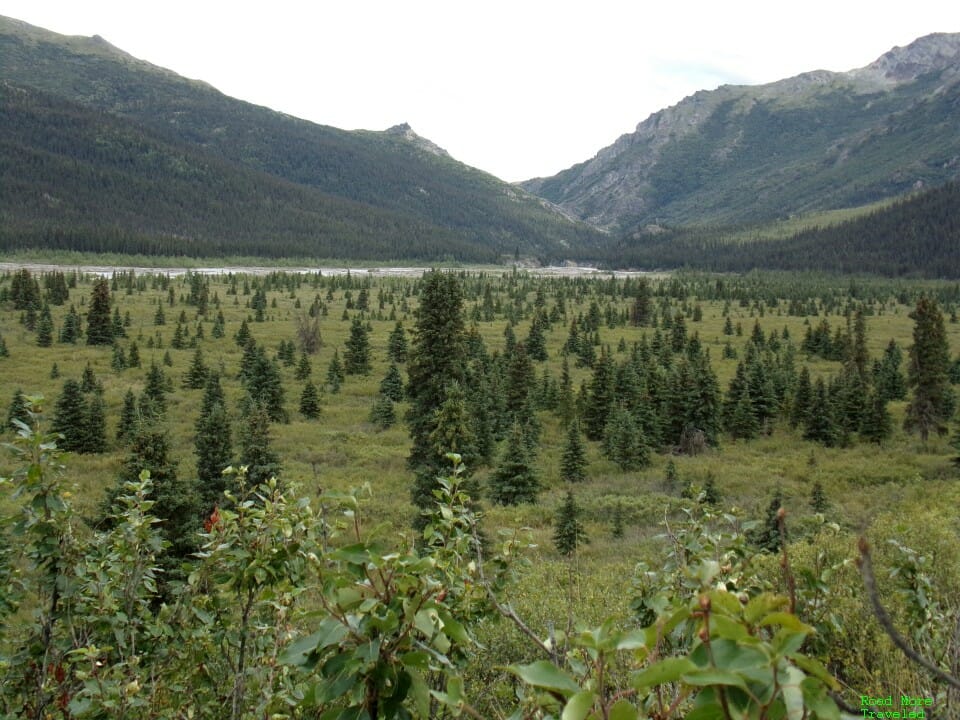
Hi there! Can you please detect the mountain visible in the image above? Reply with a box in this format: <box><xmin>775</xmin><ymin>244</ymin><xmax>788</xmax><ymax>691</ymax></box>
<box><xmin>520</xmin><ymin>33</ymin><xmax>960</xmax><ymax>234</ymax></box>
<box><xmin>588</xmin><ymin>182</ymin><xmax>960</xmax><ymax>278</ymax></box>
<box><xmin>0</xmin><ymin>15</ymin><xmax>600</xmax><ymax>261</ymax></box>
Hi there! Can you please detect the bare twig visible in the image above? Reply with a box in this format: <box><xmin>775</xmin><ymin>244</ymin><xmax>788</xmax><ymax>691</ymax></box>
<box><xmin>857</xmin><ymin>537</ymin><xmax>960</xmax><ymax>691</ymax></box>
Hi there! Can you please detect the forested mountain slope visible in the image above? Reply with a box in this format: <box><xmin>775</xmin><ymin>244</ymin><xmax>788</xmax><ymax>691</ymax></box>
<box><xmin>0</xmin><ymin>15</ymin><xmax>601</xmax><ymax>261</ymax></box>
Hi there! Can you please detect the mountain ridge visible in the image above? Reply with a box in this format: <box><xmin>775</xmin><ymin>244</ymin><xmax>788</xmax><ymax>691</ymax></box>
<box><xmin>520</xmin><ymin>32</ymin><xmax>960</xmax><ymax>232</ymax></box>
<box><xmin>0</xmin><ymin>14</ymin><xmax>601</xmax><ymax>261</ymax></box>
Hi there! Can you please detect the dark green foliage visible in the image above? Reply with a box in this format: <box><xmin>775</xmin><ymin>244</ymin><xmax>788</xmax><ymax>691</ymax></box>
<box><xmin>611</xmin><ymin>500</ymin><xmax>625</xmax><ymax>539</ymax></box>
<box><xmin>239</xmin><ymin>402</ymin><xmax>281</xmax><ymax>487</ymax></box>
<box><xmin>386</xmin><ymin>321</ymin><xmax>408</xmax><ymax>363</ymax></box>
<box><xmin>195</xmin><ymin>375</ymin><xmax>232</xmax><ymax>508</ymax></box>
<box><xmin>234</xmin><ymin>318</ymin><xmax>251</xmax><ymax>347</ymax></box>
<box><xmin>630</xmin><ymin>280</ymin><xmax>652</xmax><ymax>326</ymax></box>
<box><xmin>701</xmin><ymin>473</ymin><xmax>720</xmax><ymax>506</ymax></box>
<box><xmin>751</xmin><ymin>490</ymin><xmax>784</xmax><ymax>553</ymax></box>
<box><xmin>803</xmin><ymin>378</ymin><xmax>841</xmax><ymax>447</ymax></box>
<box><xmin>379</xmin><ymin>363</ymin><xmax>405</xmax><ymax>402</ymax></box>
<box><xmin>560</xmin><ymin>420</ymin><xmax>588</xmax><ymax>483</ymax></box>
<box><xmin>326</xmin><ymin>349</ymin><xmax>344</xmax><ymax>393</ymax></box>
<box><xmin>6</xmin><ymin>389</ymin><xmax>28</xmax><ymax>432</ymax></box>
<box><xmin>48</xmin><ymin>361</ymin><xmax>58</xmax><ymax>378</ymax></box>
<box><xmin>110</xmin><ymin>342</ymin><xmax>127</xmax><ymax>372</ymax></box>
<box><xmin>294</xmin><ymin>351</ymin><xmax>312</xmax><ymax>381</ymax></box>
<box><xmin>904</xmin><ymin>296</ymin><xmax>956</xmax><ymax>441</ymax></box>
<box><xmin>85</xmin><ymin>277</ymin><xmax>114</xmax><ymax>345</ymax></box>
<box><xmin>142</xmin><ymin>361</ymin><xmax>169</xmax><ymax>416</ymax></box>
<box><xmin>428</xmin><ymin>382</ymin><xmax>479</xmax><ymax>475</ymax></box>
<box><xmin>182</xmin><ymin>346</ymin><xmax>209</xmax><ymax>389</ymax></box>
<box><xmin>117</xmin><ymin>389</ymin><xmax>137</xmax><ymax>443</ymax></box>
<box><xmin>583</xmin><ymin>349</ymin><xmax>616</xmax><ymax>441</ymax></box>
<box><xmin>51</xmin><ymin>378</ymin><xmax>87</xmax><ymax>452</ymax></box>
<box><xmin>299</xmin><ymin>381</ymin><xmax>321</xmax><ymax>420</ymax></box>
<box><xmin>239</xmin><ymin>345</ymin><xmax>288</xmax><ymax>423</ymax></box>
<box><xmin>875</xmin><ymin>340</ymin><xmax>907</xmax><ymax>401</ymax></box>
<box><xmin>603</xmin><ymin>405</ymin><xmax>650</xmax><ymax>471</ymax></box>
<box><xmin>663</xmin><ymin>459</ymin><xmax>679</xmax><ymax>492</ymax></box>
<box><xmin>860</xmin><ymin>388</ymin><xmax>893</xmax><ymax>444</ymax></box>
<box><xmin>127</xmin><ymin>340</ymin><xmax>141</xmax><ymax>368</ymax></box>
<box><xmin>489</xmin><ymin>423</ymin><xmax>540</xmax><ymax>506</ymax></box>
<box><xmin>407</xmin><ymin>272</ymin><xmax>467</xmax><ymax>512</ymax></box>
<box><xmin>810</xmin><ymin>481</ymin><xmax>828</xmax><ymax>513</ymax></box>
<box><xmin>525</xmin><ymin>311</ymin><xmax>549</xmax><ymax>362</ymax></box>
<box><xmin>35</xmin><ymin>303</ymin><xmax>53</xmax><ymax>346</ymax></box>
<box><xmin>368</xmin><ymin>395</ymin><xmax>396</xmax><ymax>430</ymax></box>
<box><xmin>10</xmin><ymin>268</ymin><xmax>41</xmax><ymax>311</ymax></box>
<box><xmin>81</xmin><ymin>392</ymin><xmax>107</xmax><ymax>454</ymax></box>
<box><xmin>790</xmin><ymin>366</ymin><xmax>813</xmax><ymax>429</ymax></box>
<box><xmin>80</xmin><ymin>362</ymin><xmax>98</xmax><ymax>393</ymax></box>
<box><xmin>553</xmin><ymin>489</ymin><xmax>587</xmax><ymax>557</ymax></box>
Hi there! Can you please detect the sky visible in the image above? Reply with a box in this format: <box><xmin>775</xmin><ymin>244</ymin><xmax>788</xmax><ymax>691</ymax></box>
<box><xmin>2</xmin><ymin>1</ymin><xmax>959</xmax><ymax>182</ymax></box>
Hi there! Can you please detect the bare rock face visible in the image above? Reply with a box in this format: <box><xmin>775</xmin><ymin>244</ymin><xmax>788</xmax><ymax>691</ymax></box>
<box><xmin>855</xmin><ymin>33</ymin><xmax>960</xmax><ymax>82</ymax></box>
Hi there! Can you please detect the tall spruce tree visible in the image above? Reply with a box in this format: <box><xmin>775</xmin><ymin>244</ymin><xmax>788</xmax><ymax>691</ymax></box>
<box><xmin>51</xmin><ymin>379</ymin><xmax>87</xmax><ymax>452</ymax></box>
<box><xmin>603</xmin><ymin>405</ymin><xmax>650</xmax><ymax>471</ymax></box>
<box><xmin>299</xmin><ymin>381</ymin><xmax>322</xmax><ymax>419</ymax></box>
<box><xmin>117</xmin><ymin>389</ymin><xmax>138</xmax><ymax>443</ymax></box>
<box><xmin>239</xmin><ymin>402</ymin><xmax>281</xmax><ymax>487</ymax></box>
<box><xmin>560</xmin><ymin>420</ymin><xmax>588</xmax><ymax>483</ymax></box>
<box><xmin>7</xmin><ymin>389</ymin><xmax>28</xmax><ymax>433</ymax></box>
<box><xmin>489</xmin><ymin>422</ymin><xmax>540</xmax><ymax>506</ymax></box>
<box><xmin>344</xmin><ymin>317</ymin><xmax>372</xmax><ymax>375</ymax></box>
<box><xmin>554</xmin><ymin>489</ymin><xmax>588</xmax><ymax>557</ymax></box>
<box><xmin>386</xmin><ymin>321</ymin><xmax>408</xmax><ymax>363</ymax></box>
<box><xmin>379</xmin><ymin>363</ymin><xmax>405</xmax><ymax>402</ymax></box>
<box><xmin>860</xmin><ymin>388</ymin><xmax>893</xmax><ymax>444</ymax></box>
<box><xmin>904</xmin><ymin>297</ymin><xmax>955</xmax><ymax>441</ymax></box>
<box><xmin>407</xmin><ymin>271</ymin><xmax>467</xmax><ymax>514</ymax></box>
<box><xmin>82</xmin><ymin>392</ymin><xmax>108</xmax><ymax>454</ymax></box>
<box><xmin>803</xmin><ymin>378</ymin><xmax>841</xmax><ymax>447</ymax></box>
<box><xmin>195</xmin><ymin>375</ymin><xmax>232</xmax><ymax>510</ymax></box>
<box><xmin>182</xmin><ymin>346</ymin><xmax>209</xmax><ymax>389</ymax></box>
<box><xmin>86</xmin><ymin>277</ymin><xmax>114</xmax><ymax>345</ymax></box>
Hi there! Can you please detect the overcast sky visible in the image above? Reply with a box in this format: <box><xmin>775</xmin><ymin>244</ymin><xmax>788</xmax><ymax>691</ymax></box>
<box><xmin>2</xmin><ymin>1</ymin><xmax>958</xmax><ymax>181</ymax></box>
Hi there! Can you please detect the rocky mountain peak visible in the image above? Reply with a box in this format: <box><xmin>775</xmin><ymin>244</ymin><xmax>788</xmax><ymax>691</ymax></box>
<box><xmin>385</xmin><ymin>123</ymin><xmax>449</xmax><ymax>158</ymax></box>
<box><xmin>855</xmin><ymin>32</ymin><xmax>960</xmax><ymax>82</ymax></box>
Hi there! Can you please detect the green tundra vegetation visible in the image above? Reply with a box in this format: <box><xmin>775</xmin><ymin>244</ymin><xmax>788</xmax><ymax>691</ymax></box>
<box><xmin>1</xmin><ymin>265</ymin><xmax>959</xmax><ymax>718</ymax></box>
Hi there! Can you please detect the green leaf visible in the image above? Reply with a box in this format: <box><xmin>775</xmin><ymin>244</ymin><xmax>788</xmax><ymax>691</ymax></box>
<box><xmin>608</xmin><ymin>699</ymin><xmax>639</xmax><ymax>720</ymax></box>
<box><xmin>780</xmin><ymin>665</ymin><xmax>805</xmax><ymax>720</ymax></box>
<box><xmin>788</xmin><ymin>653</ymin><xmax>840</xmax><ymax>691</ymax></box>
<box><xmin>615</xmin><ymin>628</ymin><xmax>648</xmax><ymax>651</ymax></box>
<box><xmin>561</xmin><ymin>690</ymin><xmax>597</xmax><ymax>720</ymax></box>
<box><xmin>710</xmin><ymin>615</ymin><xmax>751</xmax><ymax>642</ymax></box>
<box><xmin>682</xmin><ymin>669</ymin><xmax>748</xmax><ymax>689</ymax></box>
<box><xmin>507</xmin><ymin>660</ymin><xmax>580</xmax><ymax>696</ymax></box>
<box><xmin>706</xmin><ymin>589</ymin><xmax>742</xmax><ymax>617</ymax></box>
<box><xmin>744</xmin><ymin>593</ymin><xmax>788</xmax><ymax>624</ymax></box>
<box><xmin>279</xmin><ymin>619</ymin><xmax>349</xmax><ymax>666</ymax></box>
<box><xmin>632</xmin><ymin>657</ymin><xmax>697</xmax><ymax>690</ymax></box>
<box><xmin>758</xmin><ymin>612</ymin><xmax>810</xmax><ymax>632</ymax></box>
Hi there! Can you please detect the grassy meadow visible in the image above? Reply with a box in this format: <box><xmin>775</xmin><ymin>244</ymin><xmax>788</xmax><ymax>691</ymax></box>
<box><xmin>1</xmin><ymin>265</ymin><xmax>959</xmax><ymax>710</ymax></box>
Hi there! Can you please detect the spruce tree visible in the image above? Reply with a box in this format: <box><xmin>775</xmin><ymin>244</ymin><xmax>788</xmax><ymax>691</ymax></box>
<box><xmin>86</xmin><ymin>277</ymin><xmax>114</xmax><ymax>345</ymax></box>
<box><xmin>428</xmin><ymin>382</ymin><xmax>479</xmax><ymax>475</ymax></box>
<box><xmin>386</xmin><ymin>321</ymin><xmax>408</xmax><ymax>363</ymax></box>
<box><xmin>0</xmin><ymin>334</ymin><xmax>8</xmax><ymax>358</ymax></box>
<box><xmin>407</xmin><ymin>271</ymin><xmax>467</xmax><ymax>514</ymax></box>
<box><xmin>803</xmin><ymin>378</ymin><xmax>840</xmax><ymax>447</ymax></box>
<box><xmin>369</xmin><ymin>395</ymin><xmax>397</xmax><ymax>430</ymax></box>
<box><xmin>111</xmin><ymin>343</ymin><xmax>128</xmax><ymax>372</ymax></box>
<box><xmin>904</xmin><ymin>296</ymin><xmax>955</xmax><ymax>441</ymax></box>
<box><xmin>81</xmin><ymin>392</ymin><xmax>108</xmax><ymax>454</ymax></box>
<box><xmin>379</xmin><ymin>363</ymin><xmax>405</xmax><ymax>402</ymax></box>
<box><xmin>876</xmin><ymin>340</ymin><xmax>906</xmax><ymax>401</ymax></box>
<box><xmin>751</xmin><ymin>490</ymin><xmax>784</xmax><ymax>552</ymax></box>
<box><xmin>809</xmin><ymin>481</ymin><xmax>828</xmax><ymax>513</ymax></box>
<box><xmin>299</xmin><ymin>381</ymin><xmax>322</xmax><ymax>419</ymax></box>
<box><xmin>81</xmin><ymin>362</ymin><xmax>98</xmax><ymax>393</ymax></box>
<box><xmin>7</xmin><ymin>389</ymin><xmax>28</xmax><ymax>433</ymax></box>
<box><xmin>603</xmin><ymin>405</ymin><xmax>650</xmax><ymax>471</ymax></box>
<box><xmin>611</xmin><ymin>500</ymin><xmax>625</xmax><ymax>539</ymax></box>
<box><xmin>553</xmin><ymin>489</ymin><xmax>587</xmax><ymax>557</ymax></box>
<box><xmin>239</xmin><ymin>402</ymin><xmax>281</xmax><ymax>487</ymax></box>
<box><xmin>142</xmin><ymin>361</ymin><xmax>169</xmax><ymax>416</ymax></box>
<box><xmin>560</xmin><ymin>420</ymin><xmax>588</xmax><ymax>483</ymax></box>
<box><xmin>860</xmin><ymin>388</ymin><xmax>893</xmax><ymax>444</ymax></box>
<box><xmin>182</xmin><ymin>346</ymin><xmax>209</xmax><ymax>389</ymax></box>
<box><xmin>195</xmin><ymin>375</ymin><xmax>232</xmax><ymax>499</ymax></box>
<box><xmin>327</xmin><ymin>349</ymin><xmax>345</xmax><ymax>393</ymax></box>
<box><xmin>344</xmin><ymin>317</ymin><xmax>372</xmax><ymax>375</ymax></box>
<box><xmin>117</xmin><ymin>389</ymin><xmax>138</xmax><ymax>443</ymax></box>
<box><xmin>489</xmin><ymin>422</ymin><xmax>540</xmax><ymax>506</ymax></box>
<box><xmin>36</xmin><ymin>303</ymin><xmax>53</xmax><ymax>347</ymax></box>
<box><xmin>701</xmin><ymin>473</ymin><xmax>720</xmax><ymax>506</ymax></box>
<box><xmin>790</xmin><ymin>366</ymin><xmax>813</xmax><ymax>429</ymax></box>
<box><xmin>583</xmin><ymin>349</ymin><xmax>616</xmax><ymax>441</ymax></box>
<box><xmin>294</xmin><ymin>351</ymin><xmax>312</xmax><ymax>381</ymax></box>
<box><xmin>51</xmin><ymin>379</ymin><xmax>87</xmax><ymax>452</ymax></box>
<box><xmin>240</xmin><ymin>345</ymin><xmax>288</xmax><ymax>423</ymax></box>
<box><xmin>127</xmin><ymin>341</ymin><xmax>141</xmax><ymax>368</ymax></box>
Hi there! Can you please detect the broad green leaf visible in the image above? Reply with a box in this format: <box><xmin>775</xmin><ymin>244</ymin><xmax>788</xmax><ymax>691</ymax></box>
<box><xmin>507</xmin><ymin>660</ymin><xmax>580</xmax><ymax>696</ymax></box>
<box><xmin>707</xmin><ymin>589</ymin><xmax>742</xmax><ymax>617</ymax></box>
<box><xmin>788</xmin><ymin>653</ymin><xmax>840</xmax><ymax>691</ymax></box>
<box><xmin>562</xmin><ymin>690</ymin><xmax>597</xmax><ymax>720</ymax></box>
<box><xmin>682</xmin><ymin>668</ymin><xmax>748</xmax><ymax>689</ymax></box>
<box><xmin>710</xmin><ymin>615</ymin><xmax>751</xmax><ymax>642</ymax></box>
<box><xmin>608</xmin><ymin>699</ymin><xmax>639</xmax><ymax>720</ymax></box>
<box><xmin>758</xmin><ymin>612</ymin><xmax>810</xmax><ymax>632</ymax></box>
<box><xmin>279</xmin><ymin>619</ymin><xmax>350</xmax><ymax>666</ymax></box>
<box><xmin>615</xmin><ymin>628</ymin><xmax>648</xmax><ymax>651</ymax></box>
<box><xmin>632</xmin><ymin>657</ymin><xmax>697</xmax><ymax>690</ymax></box>
<box><xmin>744</xmin><ymin>593</ymin><xmax>788</xmax><ymax>624</ymax></box>
<box><xmin>772</xmin><ymin>629</ymin><xmax>807</xmax><ymax>656</ymax></box>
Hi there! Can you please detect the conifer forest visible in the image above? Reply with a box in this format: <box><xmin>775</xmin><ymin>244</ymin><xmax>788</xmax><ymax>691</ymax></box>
<box><xmin>1</xmin><ymin>266</ymin><xmax>960</xmax><ymax>719</ymax></box>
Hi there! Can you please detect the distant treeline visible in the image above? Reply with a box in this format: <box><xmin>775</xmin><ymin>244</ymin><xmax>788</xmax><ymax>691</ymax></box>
<box><xmin>589</xmin><ymin>182</ymin><xmax>960</xmax><ymax>278</ymax></box>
